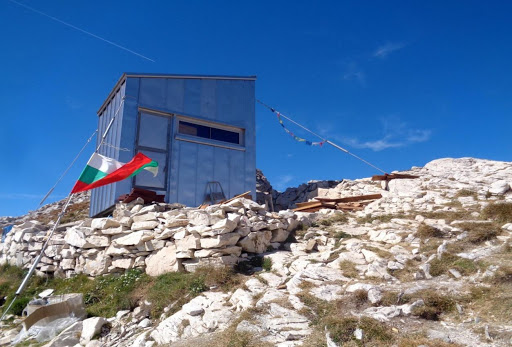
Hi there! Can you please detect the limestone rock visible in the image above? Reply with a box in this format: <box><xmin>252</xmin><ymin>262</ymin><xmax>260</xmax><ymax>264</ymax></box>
<box><xmin>81</xmin><ymin>317</ymin><xmax>107</xmax><ymax>344</ymax></box>
<box><xmin>114</xmin><ymin>231</ymin><xmax>154</xmax><ymax>246</ymax></box>
<box><xmin>200</xmin><ymin>232</ymin><xmax>240</xmax><ymax>249</ymax></box>
<box><xmin>131</xmin><ymin>220</ymin><xmax>160</xmax><ymax>231</ymax></box>
<box><xmin>237</xmin><ymin>230</ymin><xmax>272</xmax><ymax>253</ymax></box>
<box><xmin>91</xmin><ymin>218</ymin><xmax>120</xmax><ymax>230</ymax></box>
<box><xmin>145</xmin><ymin>245</ymin><xmax>181</xmax><ymax>276</ymax></box>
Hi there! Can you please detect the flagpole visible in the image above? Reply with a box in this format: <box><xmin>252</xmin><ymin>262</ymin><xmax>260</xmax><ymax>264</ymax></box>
<box><xmin>1</xmin><ymin>99</ymin><xmax>129</xmax><ymax>320</ymax></box>
<box><xmin>1</xmin><ymin>194</ymin><xmax>74</xmax><ymax>320</ymax></box>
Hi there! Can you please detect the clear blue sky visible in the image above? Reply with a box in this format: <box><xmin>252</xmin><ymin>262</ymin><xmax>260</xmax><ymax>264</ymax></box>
<box><xmin>1</xmin><ymin>1</ymin><xmax>511</xmax><ymax>217</ymax></box>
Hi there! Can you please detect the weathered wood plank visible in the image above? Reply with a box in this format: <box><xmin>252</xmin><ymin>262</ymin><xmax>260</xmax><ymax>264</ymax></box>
<box><xmin>371</xmin><ymin>174</ymin><xmax>419</xmax><ymax>181</ymax></box>
<box><xmin>314</xmin><ymin>193</ymin><xmax>382</xmax><ymax>203</ymax></box>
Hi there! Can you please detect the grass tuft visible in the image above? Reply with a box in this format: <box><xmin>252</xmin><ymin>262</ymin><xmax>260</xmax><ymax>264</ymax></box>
<box><xmin>262</xmin><ymin>257</ymin><xmax>273</xmax><ymax>272</ymax></box>
<box><xmin>411</xmin><ymin>289</ymin><xmax>455</xmax><ymax>321</ymax></box>
<box><xmin>481</xmin><ymin>202</ymin><xmax>512</xmax><ymax>223</ymax></box>
<box><xmin>356</xmin><ymin>213</ymin><xmax>407</xmax><ymax>224</ymax></box>
<box><xmin>416</xmin><ymin>224</ymin><xmax>444</xmax><ymax>239</ymax></box>
<box><xmin>320</xmin><ymin>214</ymin><xmax>349</xmax><ymax>226</ymax></box>
<box><xmin>339</xmin><ymin>260</ymin><xmax>358</xmax><ymax>278</ymax></box>
<box><xmin>429</xmin><ymin>253</ymin><xmax>482</xmax><ymax>277</ymax></box>
<box><xmin>455</xmin><ymin>189</ymin><xmax>478</xmax><ymax>199</ymax></box>
<box><xmin>457</xmin><ymin>222</ymin><xmax>501</xmax><ymax>243</ymax></box>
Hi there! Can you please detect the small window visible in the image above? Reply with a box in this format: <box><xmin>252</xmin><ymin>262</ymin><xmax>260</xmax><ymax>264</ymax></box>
<box><xmin>178</xmin><ymin>120</ymin><xmax>242</xmax><ymax>145</ymax></box>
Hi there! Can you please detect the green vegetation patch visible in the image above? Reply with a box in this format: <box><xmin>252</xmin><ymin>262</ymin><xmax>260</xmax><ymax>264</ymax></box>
<box><xmin>457</xmin><ymin>222</ymin><xmax>501</xmax><ymax>243</ymax></box>
<box><xmin>325</xmin><ymin>316</ymin><xmax>393</xmax><ymax>345</ymax></box>
<box><xmin>410</xmin><ymin>289</ymin><xmax>455</xmax><ymax>321</ymax></box>
<box><xmin>0</xmin><ymin>264</ymin><xmax>243</xmax><ymax>319</ymax></box>
<box><xmin>429</xmin><ymin>253</ymin><xmax>483</xmax><ymax>277</ymax></box>
<box><xmin>262</xmin><ymin>257</ymin><xmax>273</xmax><ymax>272</ymax></box>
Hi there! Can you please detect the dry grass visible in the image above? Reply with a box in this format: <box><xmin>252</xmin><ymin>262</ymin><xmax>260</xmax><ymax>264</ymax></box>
<box><xmin>34</xmin><ymin>200</ymin><xmax>90</xmax><ymax>225</ymax></box>
<box><xmin>352</xmin><ymin>289</ymin><xmax>369</xmax><ymax>305</ymax></box>
<box><xmin>320</xmin><ymin>213</ymin><xmax>349</xmax><ymax>226</ymax></box>
<box><xmin>465</xmin><ymin>283</ymin><xmax>512</xmax><ymax>323</ymax></box>
<box><xmin>388</xmin><ymin>258</ymin><xmax>421</xmax><ymax>282</ymax></box>
<box><xmin>410</xmin><ymin>289</ymin><xmax>455</xmax><ymax>321</ymax></box>
<box><xmin>339</xmin><ymin>260</ymin><xmax>359</xmax><ymax>278</ymax></box>
<box><xmin>356</xmin><ymin>213</ymin><xmax>408</xmax><ymax>224</ymax></box>
<box><xmin>481</xmin><ymin>202</ymin><xmax>512</xmax><ymax>223</ymax></box>
<box><xmin>429</xmin><ymin>253</ymin><xmax>482</xmax><ymax>277</ymax></box>
<box><xmin>455</xmin><ymin>189</ymin><xmax>478</xmax><ymax>199</ymax></box>
<box><xmin>417</xmin><ymin>210</ymin><xmax>477</xmax><ymax>223</ymax></box>
<box><xmin>379</xmin><ymin>291</ymin><xmax>411</xmax><ymax>306</ymax></box>
<box><xmin>416</xmin><ymin>223</ymin><xmax>444</xmax><ymax>239</ymax></box>
<box><xmin>399</xmin><ymin>334</ymin><xmax>463</xmax><ymax>347</ymax></box>
<box><xmin>365</xmin><ymin>246</ymin><xmax>391</xmax><ymax>259</ymax></box>
<box><xmin>456</xmin><ymin>222</ymin><xmax>501</xmax><ymax>244</ymax></box>
<box><xmin>325</xmin><ymin>316</ymin><xmax>394</xmax><ymax>345</ymax></box>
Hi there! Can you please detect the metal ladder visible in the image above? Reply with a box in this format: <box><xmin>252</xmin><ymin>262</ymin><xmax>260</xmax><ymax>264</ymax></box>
<box><xmin>203</xmin><ymin>181</ymin><xmax>226</xmax><ymax>205</ymax></box>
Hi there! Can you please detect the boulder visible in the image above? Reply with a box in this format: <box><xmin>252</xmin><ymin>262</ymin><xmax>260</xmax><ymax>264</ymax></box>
<box><xmin>91</xmin><ymin>218</ymin><xmax>120</xmax><ymax>230</ymax></box>
<box><xmin>175</xmin><ymin>234</ymin><xmax>201</xmax><ymax>251</ymax></box>
<box><xmin>489</xmin><ymin>180</ymin><xmax>510</xmax><ymax>195</ymax></box>
<box><xmin>112</xmin><ymin>257</ymin><xmax>134</xmax><ymax>269</ymax></box>
<box><xmin>270</xmin><ymin>229</ymin><xmax>289</xmax><ymax>243</ymax></box>
<box><xmin>64</xmin><ymin>228</ymin><xmax>93</xmax><ymax>248</ymax></box>
<box><xmin>200</xmin><ymin>232</ymin><xmax>240</xmax><ymax>249</ymax></box>
<box><xmin>131</xmin><ymin>220</ymin><xmax>160</xmax><ymax>231</ymax></box>
<box><xmin>85</xmin><ymin>235</ymin><xmax>110</xmax><ymax>248</ymax></box>
<box><xmin>84</xmin><ymin>251</ymin><xmax>111</xmax><ymax>276</ymax></box>
<box><xmin>145</xmin><ymin>245</ymin><xmax>181</xmax><ymax>276</ymax></box>
<box><xmin>113</xmin><ymin>231</ymin><xmax>154</xmax><ymax>246</ymax></box>
<box><xmin>237</xmin><ymin>230</ymin><xmax>272</xmax><ymax>253</ymax></box>
<box><xmin>81</xmin><ymin>317</ymin><xmax>107</xmax><ymax>344</ymax></box>
<box><xmin>132</xmin><ymin>212</ymin><xmax>158</xmax><ymax>222</ymax></box>
<box><xmin>187</xmin><ymin>211</ymin><xmax>211</xmax><ymax>226</ymax></box>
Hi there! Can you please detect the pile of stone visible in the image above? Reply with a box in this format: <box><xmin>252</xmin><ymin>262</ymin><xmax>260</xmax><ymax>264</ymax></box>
<box><xmin>0</xmin><ymin>197</ymin><xmax>306</xmax><ymax>278</ymax></box>
<box><xmin>256</xmin><ymin>169</ymin><xmax>341</xmax><ymax>211</ymax></box>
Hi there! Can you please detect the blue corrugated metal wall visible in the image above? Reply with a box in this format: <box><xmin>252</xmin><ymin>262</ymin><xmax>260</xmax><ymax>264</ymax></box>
<box><xmin>90</xmin><ymin>75</ymin><xmax>255</xmax><ymax>216</ymax></box>
<box><xmin>89</xmin><ymin>82</ymin><xmax>126</xmax><ymax>216</ymax></box>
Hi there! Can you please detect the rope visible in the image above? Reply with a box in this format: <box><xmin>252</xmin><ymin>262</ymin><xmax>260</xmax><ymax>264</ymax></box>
<box><xmin>101</xmin><ymin>142</ymin><xmax>131</xmax><ymax>152</ymax></box>
<box><xmin>256</xmin><ymin>99</ymin><xmax>387</xmax><ymax>174</ymax></box>
<box><xmin>39</xmin><ymin>129</ymin><xmax>98</xmax><ymax>206</ymax></box>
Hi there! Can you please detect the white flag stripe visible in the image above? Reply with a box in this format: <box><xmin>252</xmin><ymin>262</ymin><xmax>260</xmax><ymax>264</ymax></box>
<box><xmin>87</xmin><ymin>153</ymin><xmax>124</xmax><ymax>174</ymax></box>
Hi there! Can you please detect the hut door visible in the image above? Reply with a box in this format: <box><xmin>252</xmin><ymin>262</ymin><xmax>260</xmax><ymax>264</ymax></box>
<box><xmin>133</xmin><ymin>112</ymin><xmax>171</xmax><ymax>193</ymax></box>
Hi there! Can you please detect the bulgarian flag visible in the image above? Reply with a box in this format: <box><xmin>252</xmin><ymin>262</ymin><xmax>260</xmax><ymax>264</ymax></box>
<box><xmin>71</xmin><ymin>152</ymin><xmax>158</xmax><ymax>193</ymax></box>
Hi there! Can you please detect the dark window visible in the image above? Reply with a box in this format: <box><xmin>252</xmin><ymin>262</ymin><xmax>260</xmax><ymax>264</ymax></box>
<box><xmin>178</xmin><ymin>120</ymin><xmax>242</xmax><ymax>145</ymax></box>
<box><xmin>211</xmin><ymin>127</ymin><xmax>239</xmax><ymax>144</ymax></box>
<box><xmin>179</xmin><ymin>121</ymin><xmax>210</xmax><ymax>139</ymax></box>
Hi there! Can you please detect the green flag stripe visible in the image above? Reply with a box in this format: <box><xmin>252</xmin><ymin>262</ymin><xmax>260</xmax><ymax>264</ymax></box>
<box><xmin>78</xmin><ymin>165</ymin><xmax>108</xmax><ymax>185</ymax></box>
<box><xmin>128</xmin><ymin>161</ymin><xmax>158</xmax><ymax>178</ymax></box>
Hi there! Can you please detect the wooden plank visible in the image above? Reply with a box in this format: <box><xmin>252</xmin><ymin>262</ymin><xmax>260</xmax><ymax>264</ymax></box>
<box><xmin>221</xmin><ymin>191</ymin><xmax>252</xmax><ymax>205</ymax></box>
<box><xmin>371</xmin><ymin>174</ymin><xmax>419</xmax><ymax>181</ymax></box>
<box><xmin>293</xmin><ymin>202</ymin><xmax>336</xmax><ymax>212</ymax></box>
<box><xmin>295</xmin><ymin>201</ymin><xmax>324</xmax><ymax>208</ymax></box>
<box><xmin>314</xmin><ymin>193</ymin><xmax>382</xmax><ymax>203</ymax></box>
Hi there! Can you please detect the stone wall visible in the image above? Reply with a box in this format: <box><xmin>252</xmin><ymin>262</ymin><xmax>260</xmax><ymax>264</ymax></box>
<box><xmin>0</xmin><ymin>197</ymin><xmax>307</xmax><ymax>278</ymax></box>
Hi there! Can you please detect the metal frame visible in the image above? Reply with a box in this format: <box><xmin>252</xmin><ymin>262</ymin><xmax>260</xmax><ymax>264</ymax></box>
<box><xmin>133</xmin><ymin>110</ymin><xmax>172</xmax><ymax>192</ymax></box>
<box><xmin>98</xmin><ymin>73</ymin><xmax>257</xmax><ymax>115</ymax></box>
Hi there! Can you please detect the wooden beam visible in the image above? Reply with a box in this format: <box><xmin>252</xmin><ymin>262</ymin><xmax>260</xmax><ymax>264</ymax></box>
<box><xmin>371</xmin><ymin>174</ymin><xmax>419</xmax><ymax>181</ymax></box>
<box><xmin>314</xmin><ymin>193</ymin><xmax>382</xmax><ymax>203</ymax></box>
<box><xmin>221</xmin><ymin>191</ymin><xmax>252</xmax><ymax>205</ymax></box>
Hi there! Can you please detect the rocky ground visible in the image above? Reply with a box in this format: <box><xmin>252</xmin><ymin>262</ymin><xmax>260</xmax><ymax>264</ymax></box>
<box><xmin>1</xmin><ymin>157</ymin><xmax>512</xmax><ymax>346</ymax></box>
